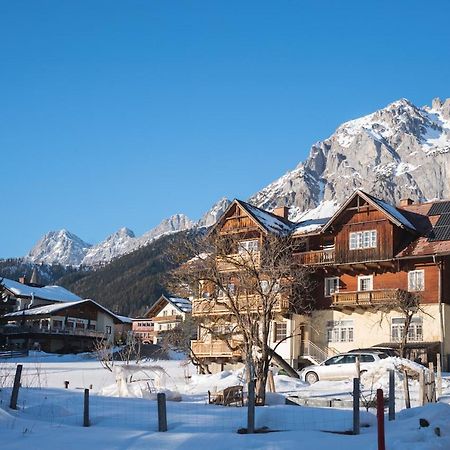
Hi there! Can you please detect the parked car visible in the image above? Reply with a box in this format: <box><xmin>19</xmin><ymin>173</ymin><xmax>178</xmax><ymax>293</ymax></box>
<box><xmin>299</xmin><ymin>351</ymin><xmax>389</xmax><ymax>384</ymax></box>
<box><xmin>348</xmin><ymin>347</ymin><xmax>399</xmax><ymax>358</ymax></box>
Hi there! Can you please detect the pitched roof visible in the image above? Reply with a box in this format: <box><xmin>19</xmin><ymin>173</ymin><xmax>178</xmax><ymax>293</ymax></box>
<box><xmin>143</xmin><ymin>294</ymin><xmax>191</xmax><ymax>318</ymax></box>
<box><xmin>0</xmin><ymin>278</ymin><xmax>82</xmax><ymax>303</ymax></box>
<box><xmin>235</xmin><ymin>200</ymin><xmax>294</xmax><ymax>235</ymax></box>
<box><xmin>3</xmin><ymin>299</ymin><xmax>122</xmax><ymax>323</ymax></box>
<box><xmin>321</xmin><ymin>190</ymin><xmax>417</xmax><ymax>233</ymax></box>
<box><xmin>168</xmin><ymin>297</ymin><xmax>192</xmax><ymax>313</ymax></box>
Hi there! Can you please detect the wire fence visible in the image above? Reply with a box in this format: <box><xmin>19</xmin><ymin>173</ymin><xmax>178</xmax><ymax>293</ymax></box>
<box><xmin>1</xmin><ymin>361</ymin><xmax>440</xmax><ymax>438</ymax></box>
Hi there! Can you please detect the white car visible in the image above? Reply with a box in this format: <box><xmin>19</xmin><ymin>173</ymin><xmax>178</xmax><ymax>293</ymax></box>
<box><xmin>299</xmin><ymin>352</ymin><xmax>388</xmax><ymax>384</ymax></box>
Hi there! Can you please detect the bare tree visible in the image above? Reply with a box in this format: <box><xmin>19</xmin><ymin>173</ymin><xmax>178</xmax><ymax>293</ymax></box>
<box><xmin>94</xmin><ymin>331</ymin><xmax>142</xmax><ymax>373</ymax></box>
<box><xmin>380</xmin><ymin>290</ymin><xmax>425</xmax><ymax>358</ymax></box>
<box><xmin>171</xmin><ymin>231</ymin><xmax>314</xmax><ymax>405</ymax></box>
<box><xmin>161</xmin><ymin>315</ymin><xmax>212</xmax><ymax>374</ymax></box>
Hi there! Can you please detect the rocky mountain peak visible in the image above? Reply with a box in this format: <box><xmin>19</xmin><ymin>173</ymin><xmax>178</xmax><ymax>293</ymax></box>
<box><xmin>27</xmin><ymin>229</ymin><xmax>92</xmax><ymax>266</ymax></box>
<box><xmin>250</xmin><ymin>97</ymin><xmax>450</xmax><ymax>214</ymax></box>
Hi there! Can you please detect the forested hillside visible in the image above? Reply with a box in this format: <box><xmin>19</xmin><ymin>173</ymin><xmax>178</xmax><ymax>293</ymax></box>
<box><xmin>57</xmin><ymin>230</ymin><xmax>198</xmax><ymax>317</ymax></box>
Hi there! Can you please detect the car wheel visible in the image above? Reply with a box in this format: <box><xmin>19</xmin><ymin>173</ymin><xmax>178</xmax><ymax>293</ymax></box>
<box><xmin>305</xmin><ymin>371</ymin><xmax>319</xmax><ymax>384</ymax></box>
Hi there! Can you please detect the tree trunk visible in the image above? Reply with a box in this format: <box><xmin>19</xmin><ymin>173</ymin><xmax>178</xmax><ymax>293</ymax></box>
<box><xmin>267</xmin><ymin>347</ymin><xmax>299</xmax><ymax>378</ymax></box>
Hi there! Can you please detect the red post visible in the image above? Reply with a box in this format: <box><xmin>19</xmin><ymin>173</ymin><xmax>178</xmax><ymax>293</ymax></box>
<box><xmin>377</xmin><ymin>388</ymin><xmax>386</xmax><ymax>450</ymax></box>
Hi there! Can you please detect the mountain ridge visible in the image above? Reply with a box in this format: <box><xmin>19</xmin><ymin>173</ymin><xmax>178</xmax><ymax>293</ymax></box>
<box><xmin>22</xmin><ymin>97</ymin><xmax>450</xmax><ymax>267</ymax></box>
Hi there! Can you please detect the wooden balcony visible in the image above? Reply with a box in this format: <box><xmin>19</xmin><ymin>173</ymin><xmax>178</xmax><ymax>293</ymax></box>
<box><xmin>295</xmin><ymin>248</ymin><xmax>335</xmax><ymax>265</ymax></box>
<box><xmin>217</xmin><ymin>252</ymin><xmax>260</xmax><ymax>272</ymax></box>
<box><xmin>151</xmin><ymin>315</ymin><xmax>183</xmax><ymax>323</ymax></box>
<box><xmin>332</xmin><ymin>289</ymin><xmax>407</xmax><ymax>308</ymax></box>
<box><xmin>192</xmin><ymin>294</ymin><xmax>289</xmax><ymax>316</ymax></box>
<box><xmin>191</xmin><ymin>339</ymin><xmax>242</xmax><ymax>358</ymax></box>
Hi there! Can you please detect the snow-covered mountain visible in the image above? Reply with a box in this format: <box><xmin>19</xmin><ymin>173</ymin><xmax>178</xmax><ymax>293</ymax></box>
<box><xmin>250</xmin><ymin>97</ymin><xmax>450</xmax><ymax>219</ymax></box>
<box><xmin>198</xmin><ymin>197</ymin><xmax>232</xmax><ymax>228</ymax></box>
<box><xmin>27</xmin><ymin>230</ymin><xmax>92</xmax><ymax>266</ymax></box>
<box><xmin>25</xmin><ymin>202</ymin><xmax>226</xmax><ymax>267</ymax></box>
<box><xmin>82</xmin><ymin>227</ymin><xmax>136</xmax><ymax>266</ymax></box>
<box><xmin>24</xmin><ymin>97</ymin><xmax>450</xmax><ymax>267</ymax></box>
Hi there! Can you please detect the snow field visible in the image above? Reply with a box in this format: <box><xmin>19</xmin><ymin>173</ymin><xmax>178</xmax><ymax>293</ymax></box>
<box><xmin>1</xmin><ymin>352</ymin><xmax>450</xmax><ymax>449</ymax></box>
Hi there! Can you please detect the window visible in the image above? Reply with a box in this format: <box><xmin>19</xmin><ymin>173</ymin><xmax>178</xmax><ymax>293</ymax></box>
<box><xmin>408</xmin><ymin>270</ymin><xmax>425</xmax><ymax>292</ymax></box>
<box><xmin>358</xmin><ymin>275</ymin><xmax>373</xmax><ymax>291</ymax></box>
<box><xmin>391</xmin><ymin>317</ymin><xmax>423</xmax><ymax>342</ymax></box>
<box><xmin>105</xmin><ymin>325</ymin><xmax>112</xmax><ymax>334</ymax></box>
<box><xmin>359</xmin><ymin>354</ymin><xmax>375</xmax><ymax>362</ymax></box>
<box><xmin>163</xmin><ymin>310</ymin><xmax>168</xmax><ymax>316</ymax></box>
<box><xmin>273</xmin><ymin>322</ymin><xmax>287</xmax><ymax>341</ymax></box>
<box><xmin>324</xmin><ymin>277</ymin><xmax>339</xmax><ymax>297</ymax></box>
<box><xmin>326</xmin><ymin>320</ymin><xmax>354</xmax><ymax>343</ymax></box>
<box><xmin>238</xmin><ymin>239</ymin><xmax>259</xmax><ymax>254</ymax></box>
<box><xmin>260</xmin><ymin>280</ymin><xmax>269</xmax><ymax>294</ymax></box>
<box><xmin>349</xmin><ymin>230</ymin><xmax>377</xmax><ymax>250</ymax></box>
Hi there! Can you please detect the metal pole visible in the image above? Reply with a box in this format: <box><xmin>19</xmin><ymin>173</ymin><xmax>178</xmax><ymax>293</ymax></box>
<box><xmin>352</xmin><ymin>377</ymin><xmax>360</xmax><ymax>435</ymax></box>
<box><xmin>157</xmin><ymin>393</ymin><xmax>168</xmax><ymax>432</ymax></box>
<box><xmin>376</xmin><ymin>389</ymin><xmax>386</xmax><ymax>450</ymax></box>
<box><xmin>388</xmin><ymin>369</ymin><xmax>395</xmax><ymax>421</ymax></box>
<box><xmin>83</xmin><ymin>389</ymin><xmax>90</xmax><ymax>427</ymax></box>
<box><xmin>247</xmin><ymin>380</ymin><xmax>255</xmax><ymax>434</ymax></box>
<box><xmin>9</xmin><ymin>364</ymin><xmax>23</xmax><ymax>410</ymax></box>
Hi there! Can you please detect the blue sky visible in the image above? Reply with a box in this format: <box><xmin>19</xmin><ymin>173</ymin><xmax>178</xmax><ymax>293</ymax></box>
<box><xmin>1</xmin><ymin>1</ymin><xmax>449</xmax><ymax>258</ymax></box>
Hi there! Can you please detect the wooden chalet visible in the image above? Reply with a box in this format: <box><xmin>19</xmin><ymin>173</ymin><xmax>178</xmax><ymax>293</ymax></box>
<box><xmin>0</xmin><ymin>299</ymin><xmax>122</xmax><ymax>353</ymax></box>
<box><xmin>191</xmin><ymin>191</ymin><xmax>450</xmax><ymax>372</ymax></box>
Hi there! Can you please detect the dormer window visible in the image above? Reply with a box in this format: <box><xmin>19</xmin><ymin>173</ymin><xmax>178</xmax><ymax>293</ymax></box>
<box><xmin>349</xmin><ymin>230</ymin><xmax>377</xmax><ymax>250</ymax></box>
<box><xmin>238</xmin><ymin>239</ymin><xmax>259</xmax><ymax>254</ymax></box>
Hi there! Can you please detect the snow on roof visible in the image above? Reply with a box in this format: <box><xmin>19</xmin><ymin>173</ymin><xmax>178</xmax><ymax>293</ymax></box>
<box><xmin>4</xmin><ymin>299</ymin><xmax>87</xmax><ymax>317</ymax></box>
<box><xmin>4</xmin><ymin>298</ymin><xmax>122</xmax><ymax>323</ymax></box>
<box><xmin>114</xmin><ymin>314</ymin><xmax>134</xmax><ymax>323</ymax></box>
<box><xmin>365</xmin><ymin>193</ymin><xmax>417</xmax><ymax>231</ymax></box>
<box><xmin>238</xmin><ymin>201</ymin><xmax>294</xmax><ymax>235</ymax></box>
<box><xmin>292</xmin><ymin>218</ymin><xmax>330</xmax><ymax>236</ymax></box>
<box><xmin>0</xmin><ymin>278</ymin><xmax>82</xmax><ymax>303</ymax></box>
<box><xmin>168</xmin><ymin>297</ymin><xmax>191</xmax><ymax>313</ymax></box>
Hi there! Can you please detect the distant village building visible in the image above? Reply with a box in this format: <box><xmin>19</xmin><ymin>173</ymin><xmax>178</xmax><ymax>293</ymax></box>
<box><xmin>0</xmin><ymin>276</ymin><xmax>129</xmax><ymax>353</ymax></box>
<box><xmin>132</xmin><ymin>295</ymin><xmax>191</xmax><ymax>345</ymax></box>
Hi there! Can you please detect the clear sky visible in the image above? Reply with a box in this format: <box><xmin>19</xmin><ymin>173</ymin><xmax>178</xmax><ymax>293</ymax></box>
<box><xmin>1</xmin><ymin>1</ymin><xmax>449</xmax><ymax>258</ymax></box>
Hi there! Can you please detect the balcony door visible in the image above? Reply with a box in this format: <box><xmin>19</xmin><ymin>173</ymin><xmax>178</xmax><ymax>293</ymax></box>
<box><xmin>357</xmin><ymin>275</ymin><xmax>373</xmax><ymax>302</ymax></box>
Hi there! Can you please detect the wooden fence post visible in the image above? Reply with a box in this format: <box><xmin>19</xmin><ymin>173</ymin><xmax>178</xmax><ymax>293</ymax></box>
<box><xmin>353</xmin><ymin>378</ymin><xmax>360</xmax><ymax>435</ymax></box>
<box><xmin>437</xmin><ymin>354</ymin><xmax>442</xmax><ymax>399</ymax></box>
<box><xmin>157</xmin><ymin>393</ymin><xmax>168</xmax><ymax>432</ymax></box>
<box><xmin>83</xmin><ymin>389</ymin><xmax>90</xmax><ymax>427</ymax></box>
<box><xmin>402</xmin><ymin>370</ymin><xmax>411</xmax><ymax>409</ymax></box>
<box><xmin>419</xmin><ymin>370</ymin><xmax>425</xmax><ymax>406</ymax></box>
<box><xmin>377</xmin><ymin>389</ymin><xmax>386</xmax><ymax>450</ymax></box>
<box><xmin>267</xmin><ymin>370</ymin><xmax>276</xmax><ymax>393</ymax></box>
<box><xmin>388</xmin><ymin>369</ymin><xmax>395</xmax><ymax>421</ymax></box>
<box><xmin>247</xmin><ymin>380</ymin><xmax>255</xmax><ymax>434</ymax></box>
<box><xmin>9</xmin><ymin>364</ymin><xmax>23</xmax><ymax>410</ymax></box>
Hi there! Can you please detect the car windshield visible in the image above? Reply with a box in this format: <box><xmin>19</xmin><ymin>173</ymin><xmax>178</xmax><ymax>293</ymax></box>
<box><xmin>324</xmin><ymin>354</ymin><xmax>356</xmax><ymax>365</ymax></box>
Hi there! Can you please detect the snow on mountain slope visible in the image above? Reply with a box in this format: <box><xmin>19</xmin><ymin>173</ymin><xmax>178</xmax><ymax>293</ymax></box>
<box><xmin>24</xmin><ymin>97</ymin><xmax>450</xmax><ymax>267</ymax></box>
<box><xmin>27</xmin><ymin>230</ymin><xmax>92</xmax><ymax>266</ymax></box>
<box><xmin>82</xmin><ymin>227</ymin><xmax>136</xmax><ymax>266</ymax></box>
<box><xmin>250</xmin><ymin>97</ymin><xmax>450</xmax><ymax>214</ymax></box>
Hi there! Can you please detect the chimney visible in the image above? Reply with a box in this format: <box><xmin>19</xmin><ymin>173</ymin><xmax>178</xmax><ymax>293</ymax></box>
<box><xmin>18</xmin><ymin>276</ymin><xmax>27</xmax><ymax>284</ymax></box>
<box><xmin>399</xmin><ymin>198</ymin><xmax>414</xmax><ymax>207</ymax></box>
<box><xmin>273</xmin><ymin>206</ymin><xmax>289</xmax><ymax>220</ymax></box>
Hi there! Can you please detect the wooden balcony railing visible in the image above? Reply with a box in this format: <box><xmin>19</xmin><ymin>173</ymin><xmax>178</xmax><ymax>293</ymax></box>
<box><xmin>191</xmin><ymin>339</ymin><xmax>242</xmax><ymax>358</ymax></box>
<box><xmin>192</xmin><ymin>294</ymin><xmax>290</xmax><ymax>316</ymax></box>
<box><xmin>151</xmin><ymin>315</ymin><xmax>183</xmax><ymax>323</ymax></box>
<box><xmin>216</xmin><ymin>252</ymin><xmax>261</xmax><ymax>272</ymax></box>
<box><xmin>295</xmin><ymin>248</ymin><xmax>335</xmax><ymax>265</ymax></box>
<box><xmin>332</xmin><ymin>289</ymin><xmax>407</xmax><ymax>307</ymax></box>
<box><xmin>0</xmin><ymin>325</ymin><xmax>106</xmax><ymax>338</ymax></box>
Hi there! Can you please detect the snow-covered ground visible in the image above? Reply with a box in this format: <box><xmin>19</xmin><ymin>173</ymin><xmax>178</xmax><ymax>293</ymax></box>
<box><xmin>1</xmin><ymin>352</ymin><xmax>450</xmax><ymax>449</ymax></box>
